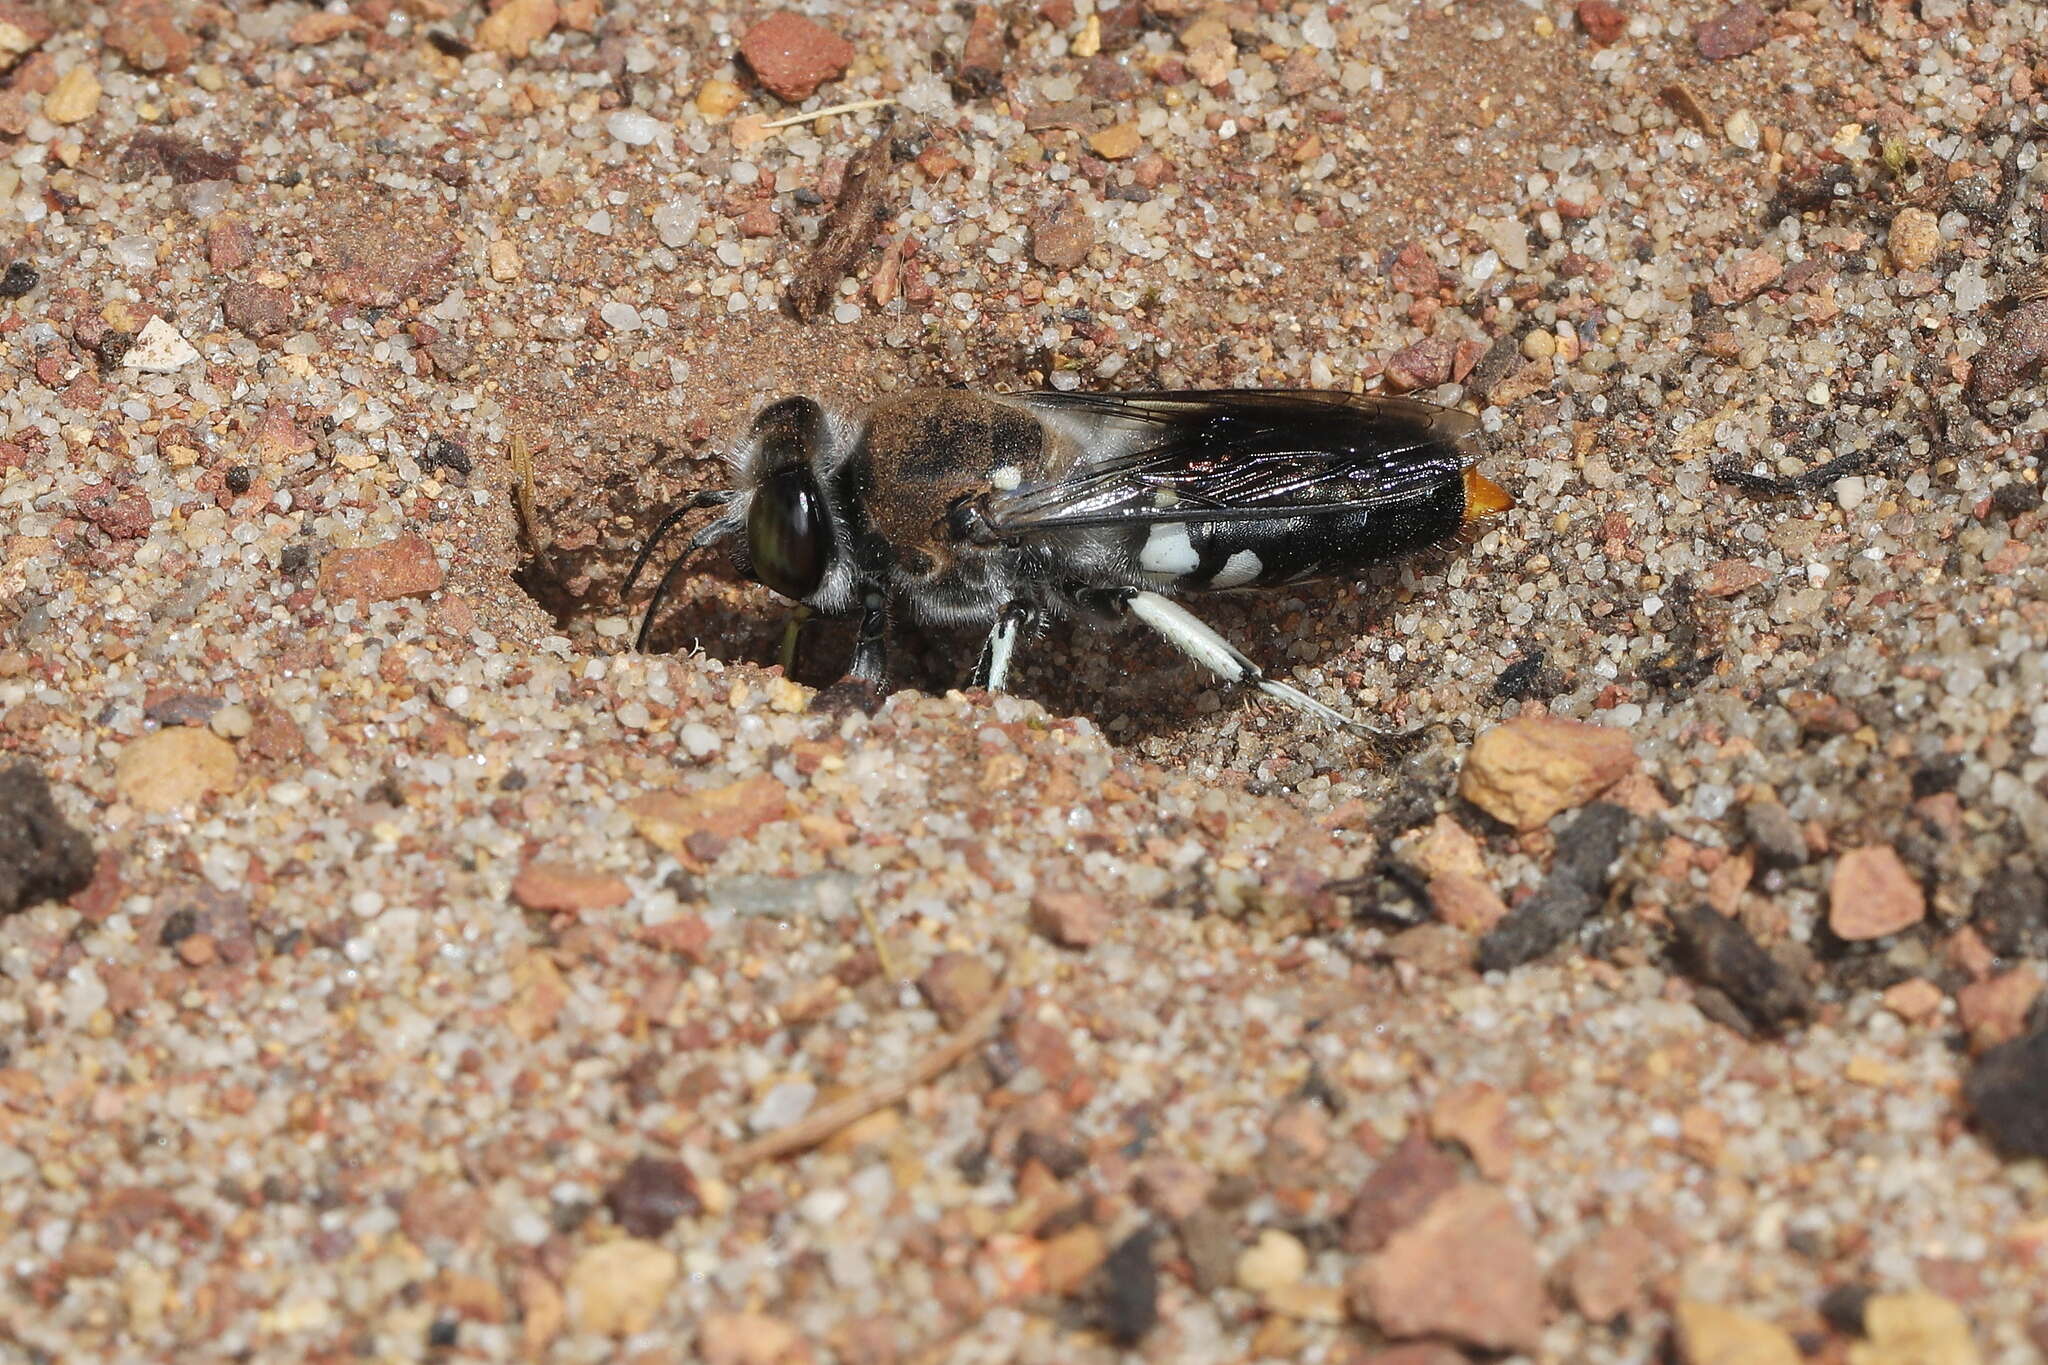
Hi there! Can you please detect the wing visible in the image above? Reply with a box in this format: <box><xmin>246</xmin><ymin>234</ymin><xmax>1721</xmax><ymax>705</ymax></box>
<box><xmin>984</xmin><ymin>390</ymin><xmax>1481</xmax><ymax>534</ymax></box>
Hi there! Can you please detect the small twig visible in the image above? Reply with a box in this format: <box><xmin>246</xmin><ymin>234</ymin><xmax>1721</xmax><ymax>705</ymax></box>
<box><xmin>510</xmin><ymin>433</ymin><xmax>550</xmax><ymax>555</ymax></box>
<box><xmin>854</xmin><ymin>896</ymin><xmax>900</xmax><ymax>982</ymax></box>
<box><xmin>758</xmin><ymin>97</ymin><xmax>896</xmax><ymax>130</ymax></box>
<box><xmin>726</xmin><ymin>980</ymin><xmax>1006</xmax><ymax>1166</ymax></box>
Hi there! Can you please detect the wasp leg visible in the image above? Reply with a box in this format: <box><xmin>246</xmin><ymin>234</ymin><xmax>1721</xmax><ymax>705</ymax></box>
<box><xmin>778</xmin><ymin>605</ymin><xmax>813</xmax><ymax>674</ymax></box>
<box><xmin>1122</xmin><ymin>590</ymin><xmax>1421</xmax><ymax>750</ymax></box>
<box><xmin>810</xmin><ymin>598</ymin><xmax>891</xmax><ymax>718</ymax></box>
<box><xmin>845</xmin><ymin>596</ymin><xmax>889</xmax><ymax>686</ymax></box>
<box><xmin>970</xmin><ymin>602</ymin><xmax>1039</xmax><ymax>692</ymax></box>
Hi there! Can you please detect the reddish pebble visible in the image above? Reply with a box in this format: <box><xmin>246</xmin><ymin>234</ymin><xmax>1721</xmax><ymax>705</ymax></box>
<box><xmin>1031</xmin><ymin>195</ymin><xmax>1096</xmax><ymax>269</ymax></box>
<box><xmin>952</xmin><ymin>4</ymin><xmax>1006</xmax><ymax>97</ymax></box>
<box><xmin>919</xmin><ymin>951</ymin><xmax>998</xmax><ymax>1027</ymax></box>
<box><xmin>1828</xmin><ymin>845</ymin><xmax>1925</xmax><ymax>942</ymax></box>
<box><xmin>1428</xmin><ymin>873</ymin><xmax>1508</xmax><ymax>935</ymax></box>
<box><xmin>738</xmin><ymin>11</ymin><xmax>854</xmax><ymax>102</ymax></box>
<box><xmin>1459</xmin><ymin>715</ymin><xmax>1637</xmax><ymax>831</ymax></box>
<box><xmin>1782</xmin><ymin>688</ymin><xmax>1862</xmax><ymax>736</ymax></box>
<box><xmin>1695</xmin><ymin>1</ymin><xmax>1767</xmax><ymax>60</ymax></box>
<box><xmin>318</xmin><ymin>534</ymin><xmax>445</xmax><ymax>603</ymax></box>
<box><xmin>244</xmin><ymin>698</ymin><xmax>307</xmax><ymax>762</ymax></box>
<box><xmin>1387</xmin><ymin>241</ymin><xmax>1441</xmax><ymax>296</ymax></box>
<box><xmin>221</xmin><ymin>281</ymin><xmax>291</xmax><ymax>338</ymax></box>
<box><xmin>1699</xmin><ymin>559</ymin><xmax>1770</xmax><ymax>598</ymax></box>
<box><xmin>1382</xmin><ymin>336</ymin><xmax>1455</xmax><ymax>392</ymax></box>
<box><xmin>1427</xmin><ymin>1083</ymin><xmax>1513</xmax><ymax>1179</ymax></box>
<box><xmin>206</xmin><ymin>216</ymin><xmax>256</xmax><ymax>271</ymax></box>
<box><xmin>1342</xmin><ymin>1129</ymin><xmax>1461</xmax><ymax>1253</ymax></box>
<box><xmin>1563</xmin><ymin>1223</ymin><xmax>1655</xmax><ymax>1322</ymax></box>
<box><xmin>636</xmin><ymin>912</ymin><xmax>713</xmax><ymax>963</ymax></box>
<box><xmin>1349</xmin><ymin>1183</ymin><xmax>1546</xmax><ymax>1352</ymax></box>
<box><xmin>511</xmin><ymin>860</ymin><xmax>632</xmax><ymax>915</ymax></box>
<box><xmin>1958</xmin><ymin>969</ymin><xmax>2044</xmax><ymax>1052</ymax></box>
<box><xmin>1575</xmin><ymin>0</ymin><xmax>1626</xmax><ymax>44</ymax></box>
<box><xmin>74</xmin><ymin>482</ymin><xmax>153</xmax><ymax>538</ymax></box>
<box><xmin>1030</xmin><ymin>887</ymin><xmax>1109</xmax><ymax>948</ymax></box>
<box><xmin>1880</xmin><ymin>977</ymin><xmax>1944</xmax><ymax>1023</ymax></box>
<box><xmin>1131</xmin><ymin>154</ymin><xmax>1172</xmax><ymax>189</ymax></box>
<box><xmin>104</xmin><ymin>0</ymin><xmax>195</xmax><ymax>72</ymax></box>
<box><xmin>1709</xmin><ymin>250</ymin><xmax>1783</xmax><ymax>305</ymax></box>
<box><xmin>625</xmin><ymin>775</ymin><xmax>792</xmax><ymax>870</ymax></box>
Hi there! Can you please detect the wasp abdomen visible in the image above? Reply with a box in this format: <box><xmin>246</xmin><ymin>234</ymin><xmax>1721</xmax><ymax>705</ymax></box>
<box><xmin>1138</xmin><ymin>476</ymin><xmax>1470</xmax><ymax>592</ymax></box>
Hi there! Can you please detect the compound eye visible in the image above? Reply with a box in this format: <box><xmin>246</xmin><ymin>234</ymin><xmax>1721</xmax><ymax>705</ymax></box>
<box><xmin>746</xmin><ymin>466</ymin><xmax>829</xmax><ymax>600</ymax></box>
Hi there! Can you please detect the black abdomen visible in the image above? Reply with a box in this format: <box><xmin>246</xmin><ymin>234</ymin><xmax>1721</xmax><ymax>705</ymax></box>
<box><xmin>1137</xmin><ymin>476</ymin><xmax>1465</xmax><ymax>592</ymax></box>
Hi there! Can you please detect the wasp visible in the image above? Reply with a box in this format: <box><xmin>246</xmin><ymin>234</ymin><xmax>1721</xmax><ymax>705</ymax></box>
<box><xmin>625</xmin><ymin>389</ymin><xmax>1514</xmax><ymax>741</ymax></box>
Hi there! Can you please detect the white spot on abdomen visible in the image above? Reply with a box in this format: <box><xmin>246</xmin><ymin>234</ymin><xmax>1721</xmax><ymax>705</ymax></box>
<box><xmin>1138</xmin><ymin>522</ymin><xmax>1199</xmax><ymax>575</ymax></box>
<box><xmin>989</xmin><ymin>465</ymin><xmax>1022</xmax><ymax>490</ymax></box>
<box><xmin>1208</xmin><ymin>549</ymin><xmax>1263</xmax><ymax>588</ymax></box>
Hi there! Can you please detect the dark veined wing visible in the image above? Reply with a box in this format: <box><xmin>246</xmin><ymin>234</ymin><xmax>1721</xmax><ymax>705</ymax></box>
<box><xmin>985</xmin><ymin>390</ymin><xmax>1480</xmax><ymax>534</ymax></box>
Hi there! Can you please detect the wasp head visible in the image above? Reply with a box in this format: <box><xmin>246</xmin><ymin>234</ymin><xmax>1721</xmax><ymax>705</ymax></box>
<box><xmin>739</xmin><ymin>397</ymin><xmax>837</xmax><ymax>601</ymax></box>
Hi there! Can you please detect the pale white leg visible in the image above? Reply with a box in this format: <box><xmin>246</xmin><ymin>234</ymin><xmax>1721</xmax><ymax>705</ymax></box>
<box><xmin>1125</xmin><ymin>590</ymin><xmax>1409</xmax><ymax>743</ymax></box>
<box><xmin>981</xmin><ymin>613</ymin><xmax>1020</xmax><ymax>691</ymax></box>
<box><xmin>971</xmin><ymin>604</ymin><xmax>1034</xmax><ymax>692</ymax></box>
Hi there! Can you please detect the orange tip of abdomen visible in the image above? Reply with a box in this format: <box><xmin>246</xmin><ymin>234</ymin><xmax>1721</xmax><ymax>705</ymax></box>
<box><xmin>1462</xmin><ymin>468</ymin><xmax>1515</xmax><ymax>522</ymax></box>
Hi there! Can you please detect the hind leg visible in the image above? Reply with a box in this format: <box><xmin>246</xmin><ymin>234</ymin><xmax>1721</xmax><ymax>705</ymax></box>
<box><xmin>1120</xmin><ymin>591</ymin><xmax>1419</xmax><ymax>750</ymax></box>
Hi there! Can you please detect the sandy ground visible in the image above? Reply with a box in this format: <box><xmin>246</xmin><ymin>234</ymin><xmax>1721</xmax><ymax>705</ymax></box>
<box><xmin>3</xmin><ymin>0</ymin><xmax>2047</xmax><ymax>1361</ymax></box>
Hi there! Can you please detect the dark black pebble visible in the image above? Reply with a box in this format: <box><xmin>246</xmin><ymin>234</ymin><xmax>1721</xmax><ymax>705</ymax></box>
<box><xmin>1492</xmin><ymin>648</ymin><xmax>1561</xmax><ymax>702</ymax></box>
<box><xmin>422</xmin><ymin>435</ymin><xmax>472</xmax><ymax>477</ymax></box>
<box><xmin>1476</xmin><ymin>803</ymin><xmax>1632</xmax><ymax>972</ymax></box>
<box><xmin>1818</xmin><ymin>1282</ymin><xmax>1873</xmax><ymax>1335</ymax></box>
<box><xmin>95</xmin><ymin>330</ymin><xmax>134</xmax><ymax>369</ymax></box>
<box><xmin>158</xmin><ymin>907</ymin><xmax>199</xmax><ymax>947</ymax></box>
<box><xmin>1965</xmin><ymin>1026</ymin><xmax>2048</xmax><ymax>1158</ymax></box>
<box><xmin>602</xmin><ymin>1155</ymin><xmax>702</xmax><ymax>1238</ymax></box>
<box><xmin>1973</xmin><ymin>866</ymin><xmax>2047</xmax><ymax>960</ymax></box>
<box><xmin>143</xmin><ymin>692</ymin><xmax>223</xmax><ymax>727</ymax></box>
<box><xmin>1991</xmin><ymin>480</ymin><xmax>2042</xmax><ymax>518</ymax></box>
<box><xmin>1668</xmin><ymin>904</ymin><xmax>1812</xmax><ymax>1033</ymax></box>
<box><xmin>0</xmin><ymin>763</ymin><xmax>95</xmax><ymax>917</ymax></box>
<box><xmin>1083</xmin><ymin>1227</ymin><xmax>1159</xmax><ymax>1345</ymax></box>
<box><xmin>1742</xmin><ymin>799</ymin><xmax>1807</xmax><ymax>869</ymax></box>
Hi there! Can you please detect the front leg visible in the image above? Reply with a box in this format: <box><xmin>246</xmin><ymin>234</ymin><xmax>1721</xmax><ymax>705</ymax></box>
<box><xmin>809</xmin><ymin>595</ymin><xmax>892</xmax><ymax>718</ymax></box>
<box><xmin>970</xmin><ymin>602</ymin><xmax>1040</xmax><ymax>692</ymax></box>
<box><xmin>845</xmin><ymin>594</ymin><xmax>889</xmax><ymax>686</ymax></box>
<box><xmin>777</xmin><ymin>604</ymin><xmax>814</xmax><ymax>674</ymax></box>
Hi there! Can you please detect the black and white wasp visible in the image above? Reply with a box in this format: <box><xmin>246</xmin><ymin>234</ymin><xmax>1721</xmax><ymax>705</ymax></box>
<box><xmin>625</xmin><ymin>388</ymin><xmax>1514</xmax><ymax>741</ymax></box>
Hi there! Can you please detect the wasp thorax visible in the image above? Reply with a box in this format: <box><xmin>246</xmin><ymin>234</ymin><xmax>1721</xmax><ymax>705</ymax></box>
<box><xmin>746</xmin><ymin>466</ymin><xmax>830</xmax><ymax>600</ymax></box>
